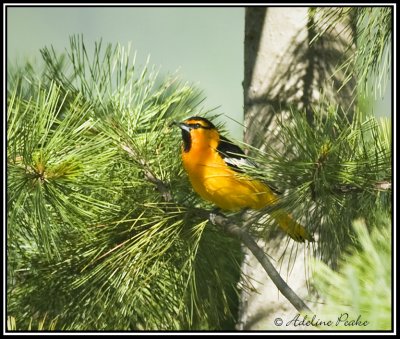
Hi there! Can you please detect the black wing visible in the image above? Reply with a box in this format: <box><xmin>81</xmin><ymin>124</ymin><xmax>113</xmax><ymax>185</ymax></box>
<box><xmin>216</xmin><ymin>136</ymin><xmax>254</xmax><ymax>172</ymax></box>
<box><xmin>216</xmin><ymin>136</ymin><xmax>282</xmax><ymax>195</ymax></box>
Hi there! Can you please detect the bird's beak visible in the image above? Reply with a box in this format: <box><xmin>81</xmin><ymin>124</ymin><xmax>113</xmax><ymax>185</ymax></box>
<box><xmin>173</xmin><ymin>121</ymin><xmax>191</xmax><ymax>133</ymax></box>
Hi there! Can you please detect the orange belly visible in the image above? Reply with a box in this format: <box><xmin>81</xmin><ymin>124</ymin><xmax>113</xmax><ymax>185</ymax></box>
<box><xmin>181</xmin><ymin>147</ymin><xmax>313</xmax><ymax>242</ymax></box>
<box><xmin>182</xmin><ymin>150</ymin><xmax>277</xmax><ymax>211</ymax></box>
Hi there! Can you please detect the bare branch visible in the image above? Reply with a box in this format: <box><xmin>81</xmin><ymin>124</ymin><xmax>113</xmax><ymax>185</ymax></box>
<box><xmin>332</xmin><ymin>180</ymin><xmax>392</xmax><ymax>194</ymax></box>
<box><xmin>372</xmin><ymin>181</ymin><xmax>391</xmax><ymax>191</ymax></box>
<box><xmin>209</xmin><ymin>212</ymin><xmax>312</xmax><ymax>313</ymax></box>
<box><xmin>127</xmin><ymin>150</ymin><xmax>313</xmax><ymax>313</ymax></box>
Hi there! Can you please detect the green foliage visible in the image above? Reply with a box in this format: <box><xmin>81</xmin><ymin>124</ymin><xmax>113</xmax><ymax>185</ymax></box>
<box><xmin>355</xmin><ymin>7</ymin><xmax>392</xmax><ymax>97</ymax></box>
<box><xmin>310</xmin><ymin>7</ymin><xmax>392</xmax><ymax>97</ymax></box>
<box><xmin>7</xmin><ymin>37</ymin><xmax>241</xmax><ymax>330</ymax></box>
<box><xmin>237</xmin><ymin>6</ymin><xmax>392</xmax><ymax>267</ymax></box>
<box><xmin>7</xmin><ymin>314</ymin><xmax>59</xmax><ymax>331</ymax></box>
<box><xmin>7</xmin><ymin>7</ymin><xmax>393</xmax><ymax>330</ymax></box>
<box><xmin>236</xmin><ymin>104</ymin><xmax>391</xmax><ymax>331</ymax></box>
<box><xmin>242</xmin><ymin>7</ymin><xmax>392</xmax><ymax>330</ymax></box>
<box><xmin>238</xmin><ymin>105</ymin><xmax>391</xmax><ymax>265</ymax></box>
<box><xmin>313</xmin><ymin>216</ymin><xmax>391</xmax><ymax>330</ymax></box>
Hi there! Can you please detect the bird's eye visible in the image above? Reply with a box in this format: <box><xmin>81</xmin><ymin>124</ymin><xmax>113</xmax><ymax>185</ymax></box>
<box><xmin>192</xmin><ymin>123</ymin><xmax>202</xmax><ymax>129</ymax></box>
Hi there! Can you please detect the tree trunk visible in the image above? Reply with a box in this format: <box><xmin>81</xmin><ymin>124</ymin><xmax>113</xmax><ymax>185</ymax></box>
<box><xmin>239</xmin><ymin>7</ymin><xmax>355</xmax><ymax>330</ymax></box>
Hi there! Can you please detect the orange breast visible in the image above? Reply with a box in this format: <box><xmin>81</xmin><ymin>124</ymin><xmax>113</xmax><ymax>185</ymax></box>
<box><xmin>182</xmin><ymin>145</ymin><xmax>277</xmax><ymax>211</ymax></box>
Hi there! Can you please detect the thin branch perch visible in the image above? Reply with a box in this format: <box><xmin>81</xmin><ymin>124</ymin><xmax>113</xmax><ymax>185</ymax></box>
<box><xmin>122</xmin><ymin>140</ymin><xmax>313</xmax><ymax>313</ymax></box>
<box><xmin>209</xmin><ymin>212</ymin><xmax>312</xmax><ymax>313</ymax></box>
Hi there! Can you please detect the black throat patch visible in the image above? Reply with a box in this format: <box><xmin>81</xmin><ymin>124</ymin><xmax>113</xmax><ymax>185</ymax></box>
<box><xmin>181</xmin><ymin>129</ymin><xmax>191</xmax><ymax>152</ymax></box>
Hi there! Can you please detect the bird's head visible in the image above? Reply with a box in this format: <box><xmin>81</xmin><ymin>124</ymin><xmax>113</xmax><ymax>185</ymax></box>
<box><xmin>174</xmin><ymin>116</ymin><xmax>219</xmax><ymax>152</ymax></box>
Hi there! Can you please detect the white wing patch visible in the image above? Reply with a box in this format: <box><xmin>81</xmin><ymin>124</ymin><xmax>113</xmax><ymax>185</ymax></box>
<box><xmin>223</xmin><ymin>156</ymin><xmax>256</xmax><ymax>169</ymax></box>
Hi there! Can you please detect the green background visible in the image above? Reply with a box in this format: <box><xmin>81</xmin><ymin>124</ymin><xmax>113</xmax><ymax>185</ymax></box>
<box><xmin>7</xmin><ymin>7</ymin><xmax>391</xmax><ymax>138</ymax></box>
<box><xmin>7</xmin><ymin>7</ymin><xmax>245</xmax><ymax>138</ymax></box>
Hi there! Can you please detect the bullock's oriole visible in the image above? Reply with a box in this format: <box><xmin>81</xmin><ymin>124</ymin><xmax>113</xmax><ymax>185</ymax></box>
<box><xmin>176</xmin><ymin>116</ymin><xmax>313</xmax><ymax>242</ymax></box>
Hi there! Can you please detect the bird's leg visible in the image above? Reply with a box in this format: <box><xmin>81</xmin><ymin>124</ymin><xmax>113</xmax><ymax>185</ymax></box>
<box><xmin>209</xmin><ymin>207</ymin><xmax>225</xmax><ymax>225</ymax></box>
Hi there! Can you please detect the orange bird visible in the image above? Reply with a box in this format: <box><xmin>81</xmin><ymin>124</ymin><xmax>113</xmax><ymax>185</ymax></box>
<box><xmin>176</xmin><ymin>116</ymin><xmax>313</xmax><ymax>242</ymax></box>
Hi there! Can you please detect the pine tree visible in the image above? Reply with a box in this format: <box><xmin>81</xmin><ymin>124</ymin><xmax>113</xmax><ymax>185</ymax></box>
<box><xmin>7</xmin><ymin>37</ymin><xmax>242</xmax><ymax>330</ymax></box>
<box><xmin>7</xmin><ymin>6</ymin><xmax>392</xmax><ymax>331</ymax></box>
<box><xmin>240</xmin><ymin>6</ymin><xmax>392</xmax><ymax>330</ymax></box>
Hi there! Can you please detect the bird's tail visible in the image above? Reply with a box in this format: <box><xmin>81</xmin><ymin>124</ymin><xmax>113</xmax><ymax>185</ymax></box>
<box><xmin>271</xmin><ymin>209</ymin><xmax>314</xmax><ymax>242</ymax></box>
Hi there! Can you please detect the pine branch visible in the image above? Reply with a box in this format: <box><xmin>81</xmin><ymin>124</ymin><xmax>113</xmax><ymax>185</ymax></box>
<box><xmin>310</xmin><ymin>7</ymin><xmax>392</xmax><ymax>97</ymax></box>
<box><xmin>8</xmin><ymin>38</ymin><xmax>234</xmax><ymax>329</ymax></box>
<box><xmin>208</xmin><ymin>213</ymin><xmax>312</xmax><ymax>313</ymax></box>
<box><xmin>313</xmin><ymin>216</ymin><xmax>391</xmax><ymax>330</ymax></box>
<box><xmin>8</xmin><ymin>34</ymin><xmax>391</xmax><ymax>330</ymax></box>
<box><xmin>126</xmin><ymin>139</ymin><xmax>313</xmax><ymax>313</ymax></box>
<box><xmin>121</xmin><ymin>143</ymin><xmax>173</xmax><ymax>202</ymax></box>
<box><xmin>241</xmin><ymin>107</ymin><xmax>391</xmax><ymax>264</ymax></box>
<box><xmin>332</xmin><ymin>180</ymin><xmax>392</xmax><ymax>194</ymax></box>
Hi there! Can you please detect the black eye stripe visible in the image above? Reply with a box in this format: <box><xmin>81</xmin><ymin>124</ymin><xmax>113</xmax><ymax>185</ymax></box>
<box><xmin>187</xmin><ymin>123</ymin><xmax>212</xmax><ymax>129</ymax></box>
<box><xmin>184</xmin><ymin>116</ymin><xmax>216</xmax><ymax>129</ymax></box>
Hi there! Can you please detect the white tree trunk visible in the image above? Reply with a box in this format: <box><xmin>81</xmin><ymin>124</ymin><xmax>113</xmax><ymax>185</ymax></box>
<box><xmin>239</xmin><ymin>7</ymin><xmax>355</xmax><ymax>330</ymax></box>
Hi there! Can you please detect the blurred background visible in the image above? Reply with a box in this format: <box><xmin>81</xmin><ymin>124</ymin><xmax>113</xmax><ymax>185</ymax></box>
<box><xmin>7</xmin><ymin>6</ymin><xmax>391</xmax><ymax>138</ymax></box>
<box><xmin>7</xmin><ymin>7</ymin><xmax>245</xmax><ymax>138</ymax></box>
